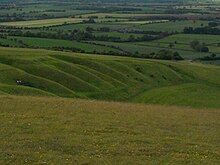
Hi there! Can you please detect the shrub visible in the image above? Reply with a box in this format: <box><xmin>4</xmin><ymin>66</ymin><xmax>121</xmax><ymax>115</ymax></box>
<box><xmin>152</xmin><ymin>50</ymin><xmax>183</xmax><ymax>60</ymax></box>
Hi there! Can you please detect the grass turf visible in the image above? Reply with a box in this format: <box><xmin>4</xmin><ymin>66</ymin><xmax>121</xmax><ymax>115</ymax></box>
<box><xmin>0</xmin><ymin>95</ymin><xmax>219</xmax><ymax>164</ymax></box>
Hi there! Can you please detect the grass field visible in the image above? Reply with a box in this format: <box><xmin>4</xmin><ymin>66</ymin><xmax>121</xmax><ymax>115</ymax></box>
<box><xmin>0</xmin><ymin>95</ymin><xmax>219</xmax><ymax>164</ymax></box>
<box><xmin>0</xmin><ymin>38</ymin><xmax>23</xmax><ymax>47</ymax></box>
<box><xmin>93</xmin><ymin>41</ymin><xmax>211</xmax><ymax>59</ymax></box>
<box><xmin>128</xmin><ymin>20</ymin><xmax>209</xmax><ymax>32</ymax></box>
<box><xmin>51</xmin><ymin>23</ymin><xmax>132</xmax><ymax>31</ymax></box>
<box><xmin>93</xmin><ymin>32</ymin><xmax>144</xmax><ymax>40</ymax></box>
<box><xmin>6</xmin><ymin>36</ymin><xmax>122</xmax><ymax>54</ymax></box>
<box><xmin>0</xmin><ymin>47</ymin><xmax>220</xmax><ymax>109</ymax></box>
<box><xmin>158</xmin><ymin>34</ymin><xmax>220</xmax><ymax>45</ymax></box>
<box><xmin>134</xmin><ymin>34</ymin><xmax>220</xmax><ymax>58</ymax></box>
<box><xmin>0</xmin><ymin>18</ymin><xmax>86</xmax><ymax>27</ymax></box>
<box><xmin>111</xmin><ymin>20</ymin><xmax>169</xmax><ymax>25</ymax></box>
<box><xmin>78</xmin><ymin>13</ymin><xmax>179</xmax><ymax>18</ymax></box>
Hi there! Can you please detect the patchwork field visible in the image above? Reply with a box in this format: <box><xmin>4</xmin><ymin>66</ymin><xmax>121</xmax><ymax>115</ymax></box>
<box><xmin>50</xmin><ymin>23</ymin><xmax>132</xmax><ymax>31</ymax></box>
<box><xmin>0</xmin><ymin>18</ymin><xmax>86</xmax><ymax>27</ymax></box>
<box><xmin>92</xmin><ymin>41</ymin><xmax>211</xmax><ymax>59</ymax></box>
<box><xmin>128</xmin><ymin>20</ymin><xmax>209</xmax><ymax>32</ymax></box>
<box><xmin>3</xmin><ymin>37</ymin><xmax>122</xmax><ymax>54</ymax></box>
<box><xmin>158</xmin><ymin>34</ymin><xmax>220</xmax><ymax>45</ymax></box>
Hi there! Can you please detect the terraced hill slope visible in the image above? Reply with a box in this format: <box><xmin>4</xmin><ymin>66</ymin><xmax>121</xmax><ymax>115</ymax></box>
<box><xmin>0</xmin><ymin>47</ymin><xmax>220</xmax><ymax>108</ymax></box>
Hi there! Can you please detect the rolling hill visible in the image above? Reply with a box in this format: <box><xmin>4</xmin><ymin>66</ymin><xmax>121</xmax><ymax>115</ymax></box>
<box><xmin>0</xmin><ymin>46</ymin><xmax>220</xmax><ymax>109</ymax></box>
<box><xmin>1</xmin><ymin>0</ymin><xmax>220</xmax><ymax>164</ymax></box>
<box><xmin>0</xmin><ymin>95</ymin><xmax>219</xmax><ymax>164</ymax></box>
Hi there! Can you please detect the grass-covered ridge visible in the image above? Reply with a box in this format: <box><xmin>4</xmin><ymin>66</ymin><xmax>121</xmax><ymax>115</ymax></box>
<box><xmin>0</xmin><ymin>95</ymin><xmax>220</xmax><ymax>164</ymax></box>
<box><xmin>0</xmin><ymin>47</ymin><xmax>220</xmax><ymax>109</ymax></box>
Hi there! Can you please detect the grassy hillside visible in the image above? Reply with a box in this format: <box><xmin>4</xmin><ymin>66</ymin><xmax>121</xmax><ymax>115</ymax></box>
<box><xmin>0</xmin><ymin>95</ymin><xmax>220</xmax><ymax>164</ymax></box>
<box><xmin>0</xmin><ymin>47</ymin><xmax>220</xmax><ymax>109</ymax></box>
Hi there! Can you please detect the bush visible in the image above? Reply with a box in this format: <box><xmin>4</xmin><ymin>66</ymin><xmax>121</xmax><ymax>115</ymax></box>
<box><xmin>190</xmin><ymin>40</ymin><xmax>209</xmax><ymax>52</ymax></box>
<box><xmin>208</xmin><ymin>22</ymin><xmax>219</xmax><ymax>27</ymax></box>
<box><xmin>200</xmin><ymin>46</ymin><xmax>209</xmax><ymax>52</ymax></box>
<box><xmin>152</xmin><ymin>50</ymin><xmax>183</xmax><ymax>61</ymax></box>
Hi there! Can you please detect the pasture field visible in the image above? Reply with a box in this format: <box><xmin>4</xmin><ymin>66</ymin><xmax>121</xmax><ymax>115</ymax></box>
<box><xmin>5</xmin><ymin>36</ymin><xmax>122</xmax><ymax>54</ymax></box>
<box><xmin>94</xmin><ymin>18</ymin><xmax>129</xmax><ymax>23</ymax></box>
<box><xmin>77</xmin><ymin>13</ymin><xmax>206</xmax><ymax>19</ymax></box>
<box><xmin>93</xmin><ymin>32</ymin><xmax>145</xmax><ymax>40</ymax></box>
<box><xmin>0</xmin><ymin>8</ymin><xmax>95</xmax><ymax>19</ymax></box>
<box><xmin>135</xmin><ymin>41</ymin><xmax>192</xmax><ymax>51</ymax></box>
<box><xmin>92</xmin><ymin>41</ymin><xmax>211</xmax><ymax>59</ymax></box>
<box><xmin>0</xmin><ymin>96</ymin><xmax>220</xmax><ymax>164</ymax></box>
<box><xmin>8</xmin><ymin>29</ymin><xmax>212</xmax><ymax>59</ymax></box>
<box><xmin>51</xmin><ymin>23</ymin><xmax>132</xmax><ymax>31</ymax></box>
<box><xmin>158</xmin><ymin>34</ymin><xmax>220</xmax><ymax>45</ymax></box>
<box><xmin>0</xmin><ymin>18</ymin><xmax>86</xmax><ymax>27</ymax></box>
<box><xmin>157</xmin><ymin>34</ymin><xmax>220</xmax><ymax>54</ymax></box>
<box><xmin>110</xmin><ymin>20</ymin><xmax>169</xmax><ymax>25</ymax></box>
<box><xmin>202</xmin><ymin>60</ymin><xmax>220</xmax><ymax>66</ymax></box>
<box><xmin>91</xmin><ymin>41</ymin><xmax>164</xmax><ymax>54</ymax></box>
<box><xmin>78</xmin><ymin>12</ymin><xmax>218</xmax><ymax>20</ymax></box>
<box><xmin>78</xmin><ymin>13</ymin><xmax>174</xmax><ymax>18</ymax></box>
<box><xmin>0</xmin><ymin>2</ymin><xmax>97</xmax><ymax>20</ymax></box>
<box><xmin>134</xmin><ymin>34</ymin><xmax>220</xmax><ymax>57</ymax></box>
<box><xmin>0</xmin><ymin>38</ymin><xmax>23</xmax><ymax>47</ymax></box>
<box><xmin>30</xmin><ymin>10</ymin><xmax>96</xmax><ymax>18</ymax></box>
<box><xmin>128</xmin><ymin>20</ymin><xmax>209</xmax><ymax>32</ymax></box>
<box><xmin>0</xmin><ymin>47</ymin><xmax>220</xmax><ymax>109</ymax></box>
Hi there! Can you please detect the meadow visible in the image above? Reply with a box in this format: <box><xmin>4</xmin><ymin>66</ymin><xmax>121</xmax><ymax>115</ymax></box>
<box><xmin>128</xmin><ymin>20</ymin><xmax>209</xmax><ymax>32</ymax></box>
<box><xmin>92</xmin><ymin>41</ymin><xmax>210</xmax><ymax>59</ymax></box>
<box><xmin>51</xmin><ymin>22</ymin><xmax>132</xmax><ymax>31</ymax></box>
<box><xmin>5</xmin><ymin>36</ymin><xmax>122</xmax><ymax>54</ymax></box>
<box><xmin>0</xmin><ymin>18</ymin><xmax>86</xmax><ymax>27</ymax></box>
<box><xmin>93</xmin><ymin>32</ymin><xmax>144</xmax><ymax>40</ymax></box>
<box><xmin>133</xmin><ymin>34</ymin><xmax>220</xmax><ymax>58</ymax></box>
<box><xmin>0</xmin><ymin>95</ymin><xmax>219</xmax><ymax>164</ymax></box>
<box><xmin>158</xmin><ymin>34</ymin><xmax>220</xmax><ymax>45</ymax></box>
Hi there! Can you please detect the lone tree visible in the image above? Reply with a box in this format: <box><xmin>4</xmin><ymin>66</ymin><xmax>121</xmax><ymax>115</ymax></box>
<box><xmin>190</xmin><ymin>40</ymin><xmax>209</xmax><ymax>52</ymax></box>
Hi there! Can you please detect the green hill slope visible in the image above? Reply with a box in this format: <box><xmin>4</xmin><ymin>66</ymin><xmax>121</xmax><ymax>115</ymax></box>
<box><xmin>0</xmin><ymin>47</ymin><xmax>220</xmax><ymax>109</ymax></box>
<box><xmin>0</xmin><ymin>95</ymin><xmax>219</xmax><ymax>164</ymax></box>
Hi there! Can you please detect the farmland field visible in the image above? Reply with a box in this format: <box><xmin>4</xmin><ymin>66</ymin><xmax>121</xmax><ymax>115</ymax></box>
<box><xmin>5</xmin><ymin>36</ymin><xmax>122</xmax><ymax>54</ymax></box>
<box><xmin>51</xmin><ymin>23</ymin><xmax>132</xmax><ymax>31</ymax></box>
<box><xmin>158</xmin><ymin>34</ymin><xmax>220</xmax><ymax>44</ymax></box>
<box><xmin>92</xmin><ymin>41</ymin><xmax>211</xmax><ymax>59</ymax></box>
<box><xmin>93</xmin><ymin>31</ymin><xmax>145</xmax><ymax>40</ymax></box>
<box><xmin>0</xmin><ymin>3</ymin><xmax>219</xmax><ymax>61</ymax></box>
<box><xmin>128</xmin><ymin>20</ymin><xmax>209</xmax><ymax>32</ymax></box>
<box><xmin>0</xmin><ymin>18</ymin><xmax>86</xmax><ymax>27</ymax></box>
